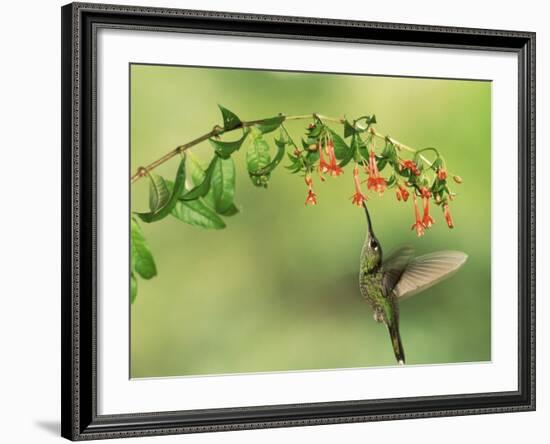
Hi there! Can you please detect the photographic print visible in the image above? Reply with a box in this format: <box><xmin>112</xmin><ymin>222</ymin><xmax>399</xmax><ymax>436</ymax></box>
<box><xmin>62</xmin><ymin>4</ymin><xmax>535</xmax><ymax>438</ymax></box>
<box><xmin>129</xmin><ymin>64</ymin><xmax>491</xmax><ymax>378</ymax></box>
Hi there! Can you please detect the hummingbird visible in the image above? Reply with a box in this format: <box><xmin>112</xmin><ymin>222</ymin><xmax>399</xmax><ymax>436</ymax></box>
<box><xmin>359</xmin><ymin>202</ymin><xmax>468</xmax><ymax>365</ymax></box>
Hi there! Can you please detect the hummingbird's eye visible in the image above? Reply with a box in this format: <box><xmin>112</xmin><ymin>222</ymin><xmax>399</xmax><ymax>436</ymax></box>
<box><xmin>370</xmin><ymin>239</ymin><xmax>378</xmax><ymax>250</ymax></box>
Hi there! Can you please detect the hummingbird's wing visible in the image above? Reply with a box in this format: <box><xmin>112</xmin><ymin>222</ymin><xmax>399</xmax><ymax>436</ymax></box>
<box><xmin>393</xmin><ymin>250</ymin><xmax>468</xmax><ymax>300</ymax></box>
<box><xmin>381</xmin><ymin>245</ymin><xmax>414</xmax><ymax>296</ymax></box>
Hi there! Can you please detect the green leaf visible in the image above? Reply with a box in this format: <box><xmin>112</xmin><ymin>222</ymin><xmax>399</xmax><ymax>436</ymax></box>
<box><xmin>137</xmin><ymin>158</ymin><xmax>186</xmax><ymax>223</ymax></box>
<box><xmin>211</xmin><ymin>157</ymin><xmax>237</xmax><ymax>213</ymax></box>
<box><xmin>431</xmin><ymin>157</ymin><xmax>443</xmax><ymax>170</ymax></box>
<box><xmin>249</xmin><ymin>137</ymin><xmax>286</xmax><ymax>177</ymax></box>
<box><xmin>209</xmin><ymin>130</ymin><xmax>249</xmax><ymax>159</ymax></box>
<box><xmin>255</xmin><ymin>116</ymin><xmax>284</xmax><ymax>134</ymax></box>
<box><xmin>172</xmin><ymin>198</ymin><xmax>226</xmax><ymax>229</ymax></box>
<box><xmin>344</xmin><ymin>120</ymin><xmax>356</xmax><ymax>138</ymax></box>
<box><xmin>131</xmin><ymin>217</ymin><xmax>157</xmax><ymax>279</ymax></box>
<box><xmin>218</xmin><ymin>105</ymin><xmax>242</xmax><ymax>130</ymax></box>
<box><xmin>302</xmin><ymin>138</ymin><xmax>312</xmax><ymax>150</ymax></box>
<box><xmin>285</xmin><ymin>152</ymin><xmax>303</xmax><ymax>173</ymax></box>
<box><xmin>130</xmin><ymin>272</ymin><xmax>137</xmax><ymax>304</ymax></box>
<box><xmin>148</xmin><ymin>173</ymin><xmax>170</xmax><ymax>213</ymax></box>
<box><xmin>376</xmin><ymin>157</ymin><xmax>387</xmax><ymax>171</ymax></box>
<box><xmin>246</xmin><ymin>132</ymin><xmax>271</xmax><ymax>187</ymax></box>
<box><xmin>286</xmin><ymin>163</ymin><xmax>303</xmax><ymax>174</ymax></box>
<box><xmin>187</xmin><ymin>154</ymin><xmax>238</xmax><ymax>215</ymax></box>
<box><xmin>412</xmin><ymin>154</ymin><xmax>424</xmax><ymax>174</ymax></box>
<box><xmin>287</xmin><ymin>152</ymin><xmax>299</xmax><ymax>163</ymax></box>
<box><xmin>329</xmin><ymin>129</ymin><xmax>350</xmax><ymax>159</ymax></box>
<box><xmin>217</xmin><ymin>202</ymin><xmax>239</xmax><ymax>216</ymax></box>
<box><xmin>180</xmin><ymin>156</ymin><xmax>218</xmax><ymax>201</ymax></box>
<box><xmin>186</xmin><ymin>154</ymin><xmax>215</xmax><ymax>209</ymax></box>
<box><xmin>431</xmin><ymin>178</ymin><xmax>446</xmax><ymax>193</ymax></box>
<box><xmin>187</xmin><ymin>154</ymin><xmax>207</xmax><ymax>186</ymax></box>
<box><xmin>304</xmin><ymin>149</ymin><xmax>320</xmax><ymax>169</ymax></box>
<box><xmin>382</xmin><ymin>141</ymin><xmax>398</xmax><ymax>164</ymax></box>
<box><xmin>352</xmin><ymin>114</ymin><xmax>376</xmax><ymax>130</ymax></box>
<box><xmin>338</xmin><ymin>138</ymin><xmax>356</xmax><ymax>168</ymax></box>
<box><xmin>398</xmin><ymin>168</ymin><xmax>412</xmax><ymax>179</ymax></box>
<box><xmin>307</xmin><ymin>123</ymin><xmax>323</xmax><ymax>138</ymax></box>
<box><xmin>355</xmin><ymin>136</ymin><xmax>369</xmax><ymax>161</ymax></box>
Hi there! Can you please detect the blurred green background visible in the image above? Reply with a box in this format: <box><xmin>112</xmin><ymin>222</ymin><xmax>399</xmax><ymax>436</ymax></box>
<box><xmin>130</xmin><ymin>64</ymin><xmax>491</xmax><ymax>378</ymax></box>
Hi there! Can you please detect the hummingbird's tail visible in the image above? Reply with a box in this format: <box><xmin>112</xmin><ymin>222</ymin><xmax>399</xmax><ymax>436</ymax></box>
<box><xmin>387</xmin><ymin>322</ymin><xmax>406</xmax><ymax>365</ymax></box>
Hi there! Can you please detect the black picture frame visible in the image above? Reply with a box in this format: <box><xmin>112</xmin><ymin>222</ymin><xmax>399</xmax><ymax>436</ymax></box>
<box><xmin>61</xmin><ymin>2</ymin><xmax>536</xmax><ymax>440</ymax></box>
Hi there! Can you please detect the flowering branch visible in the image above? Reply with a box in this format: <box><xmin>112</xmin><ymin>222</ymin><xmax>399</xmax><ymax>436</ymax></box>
<box><xmin>131</xmin><ymin>113</ymin><xmax>343</xmax><ymax>183</ymax></box>
<box><xmin>129</xmin><ymin>105</ymin><xmax>463</xmax><ymax>303</ymax></box>
<box><xmin>131</xmin><ymin>114</ymin><xmax>430</xmax><ymax>184</ymax></box>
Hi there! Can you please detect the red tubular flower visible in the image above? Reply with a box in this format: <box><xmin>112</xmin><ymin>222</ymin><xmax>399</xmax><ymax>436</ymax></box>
<box><xmin>366</xmin><ymin>150</ymin><xmax>387</xmax><ymax>194</ymax></box>
<box><xmin>437</xmin><ymin>168</ymin><xmax>448</xmax><ymax>181</ymax></box>
<box><xmin>305</xmin><ymin>190</ymin><xmax>317</xmax><ymax>205</ymax></box>
<box><xmin>395</xmin><ymin>183</ymin><xmax>409</xmax><ymax>202</ymax></box>
<box><xmin>318</xmin><ymin>143</ymin><xmax>330</xmax><ymax>175</ymax></box>
<box><xmin>326</xmin><ymin>139</ymin><xmax>344</xmax><ymax>177</ymax></box>
<box><xmin>411</xmin><ymin>194</ymin><xmax>425</xmax><ymax>237</ymax></box>
<box><xmin>304</xmin><ymin>176</ymin><xmax>317</xmax><ymax>206</ymax></box>
<box><xmin>350</xmin><ymin>164</ymin><xmax>367</xmax><ymax>207</ymax></box>
<box><xmin>420</xmin><ymin>187</ymin><xmax>431</xmax><ymax>199</ymax></box>
<box><xmin>420</xmin><ymin>187</ymin><xmax>435</xmax><ymax>228</ymax></box>
<box><xmin>400</xmin><ymin>159</ymin><xmax>420</xmax><ymax>176</ymax></box>
<box><xmin>443</xmin><ymin>203</ymin><xmax>454</xmax><ymax>228</ymax></box>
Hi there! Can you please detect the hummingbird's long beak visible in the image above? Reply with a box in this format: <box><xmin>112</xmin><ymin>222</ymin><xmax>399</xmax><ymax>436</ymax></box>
<box><xmin>362</xmin><ymin>202</ymin><xmax>375</xmax><ymax>238</ymax></box>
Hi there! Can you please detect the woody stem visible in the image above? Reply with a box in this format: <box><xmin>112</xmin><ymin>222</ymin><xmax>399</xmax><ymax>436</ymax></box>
<box><xmin>130</xmin><ymin>113</ymin><xmax>430</xmax><ymax>183</ymax></box>
<box><xmin>367</xmin><ymin>127</ymin><xmax>435</xmax><ymax>168</ymax></box>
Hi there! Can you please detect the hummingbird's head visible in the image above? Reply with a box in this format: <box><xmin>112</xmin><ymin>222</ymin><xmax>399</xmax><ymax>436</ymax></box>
<box><xmin>362</xmin><ymin>202</ymin><xmax>383</xmax><ymax>268</ymax></box>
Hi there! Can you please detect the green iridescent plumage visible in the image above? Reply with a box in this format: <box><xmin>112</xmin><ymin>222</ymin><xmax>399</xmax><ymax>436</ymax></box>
<box><xmin>358</xmin><ymin>202</ymin><xmax>468</xmax><ymax>365</ymax></box>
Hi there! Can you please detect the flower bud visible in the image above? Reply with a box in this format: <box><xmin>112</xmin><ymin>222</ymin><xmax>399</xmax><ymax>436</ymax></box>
<box><xmin>453</xmin><ymin>175</ymin><xmax>463</xmax><ymax>184</ymax></box>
